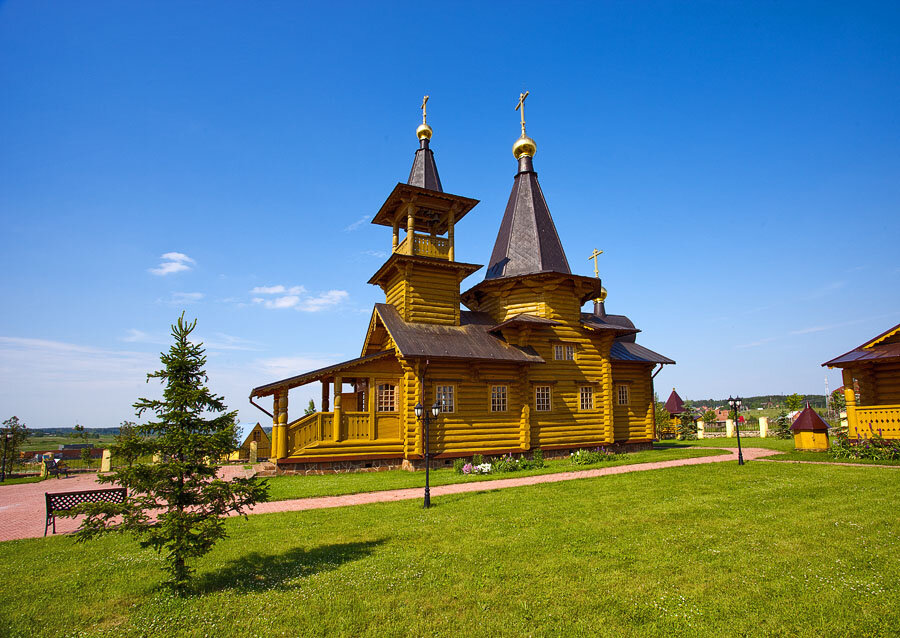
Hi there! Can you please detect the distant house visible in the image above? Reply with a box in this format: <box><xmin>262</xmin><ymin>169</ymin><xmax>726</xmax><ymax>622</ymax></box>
<box><xmin>714</xmin><ymin>409</ymin><xmax>730</xmax><ymax>425</ymax></box>
<box><xmin>238</xmin><ymin>423</ymin><xmax>271</xmax><ymax>460</ymax></box>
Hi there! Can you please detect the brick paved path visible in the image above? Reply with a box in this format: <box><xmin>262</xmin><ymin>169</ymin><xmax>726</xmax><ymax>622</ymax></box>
<box><xmin>0</xmin><ymin>449</ymin><xmax>777</xmax><ymax>542</ymax></box>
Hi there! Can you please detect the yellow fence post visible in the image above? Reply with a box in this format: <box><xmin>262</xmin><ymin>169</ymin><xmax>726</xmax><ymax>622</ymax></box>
<box><xmin>696</xmin><ymin>420</ymin><xmax>705</xmax><ymax>439</ymax></box>
<box><xmin>759</xmin><ymin>417</ymin><xmax>769</xmax><ymax>438</ymax></box>
<box><xmin>100</xmin><ymin>449</ymin><xmax>111</xmax><ymax>473</ymax></box>
<box><xmin>725</xmin><ymin>419</ymin><xmax>734</xmax><ymax>438</ymax></box>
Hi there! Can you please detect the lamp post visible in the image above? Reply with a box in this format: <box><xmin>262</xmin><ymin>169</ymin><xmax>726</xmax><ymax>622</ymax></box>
<box><xmin>728</xmin><ymin>396</ymin><xmax>744</xmax><ymax>465</ymax></box>
<box><xmin>414</xmin><ymin>401</ymin><xmax>441</xmax><ymax>508</ymax></box>
<box><xmin>0</xmin><ymin>430</ymin><xmax>10</xmax><ymax>482</ymax></box>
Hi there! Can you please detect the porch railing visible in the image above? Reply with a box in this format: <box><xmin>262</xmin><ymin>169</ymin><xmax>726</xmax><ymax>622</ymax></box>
<box><xmin>853</xmin><ymin>404</ymin><xmax>900</xmax><ymax>439</ymax></box>
<box><xmin>396</xmin><ymin>233</ymin><xmax>450</xmax><ymax>259</ymax></box>
<box><xmin>286</xmin><ymin>411</ymin><xmax>401</xmax><ymax>454</ymax></box>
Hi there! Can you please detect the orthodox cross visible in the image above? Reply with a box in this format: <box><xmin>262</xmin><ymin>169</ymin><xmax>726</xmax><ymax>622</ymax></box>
<box><xmin>421</xmin><ymin>95</ymin><xmax>429</xmax><ymax>124</ymax></box>
<box><xmin>515</xmin><ymin>90</ymin><xmax>529</xmax><ymax>134</ymax></box>
<box><xmin>588</xmin><ymin>248</ymin><xmax>604</xmax><ymax>278</ymax></box>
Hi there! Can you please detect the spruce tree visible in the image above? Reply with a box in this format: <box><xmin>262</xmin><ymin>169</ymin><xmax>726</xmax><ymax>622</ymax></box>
<box><xmin>70</xmin><ymin>314</ymin><xmax>268</xmax><ymax>590</ymax></box>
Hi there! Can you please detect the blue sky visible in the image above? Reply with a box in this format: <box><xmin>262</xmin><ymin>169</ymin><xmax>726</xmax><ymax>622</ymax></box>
<box><xmin>1</xmin><ymin>1</ymin><xmax>899</xmax><ymax>429</ymax></box>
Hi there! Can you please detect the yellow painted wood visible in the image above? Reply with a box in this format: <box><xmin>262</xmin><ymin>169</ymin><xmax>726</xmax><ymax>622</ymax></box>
<box><xmin>794</xmin><ymin>430</ymin><xmax>829</xmax><ymax>451</ymax></box>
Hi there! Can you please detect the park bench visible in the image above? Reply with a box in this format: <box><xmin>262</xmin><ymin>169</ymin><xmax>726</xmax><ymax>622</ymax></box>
<box><xmin>46</xmin><ymin>460</ymin><xmax>69</xmax><ymax>479</ymax></box>
<box><xmin>44</xmin><ymin>487</ymin><xmax>127</xmax><ymax>536</ymax></box>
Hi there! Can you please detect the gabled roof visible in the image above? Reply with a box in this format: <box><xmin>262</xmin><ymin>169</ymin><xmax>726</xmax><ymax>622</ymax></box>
<box><xmin>374</xmin><ymin>303</ymin><xmax>544</xmax><ymax>364</ymax></box>
<box><xmin>665</xmin><ymin>389</ymin><xmax>685</xmax><ymax>414</ymax></box>
<box><xmin>250</xmin><ymin>351</ymin><xmax>395</xmax><ymax>398</ymax></box>
<box><xmin>368</xmin><ymin>252</ymin><xmax>482</xmax><ymax>287</ymax></box>
<box><xmin>822</xmin><ymin>321</ymin><xmax>900</xmax><ymax>367</ymax></box>
<box><xmin>485</xmin><ymin>156</ymin><xmax>570</xmax><ymax>280</ymax></box>
<box><xmin>407</xmin><ymin>139</ymin><xmax>443</xmax><ymax>192</ymax></box>
<box><xmin>610</xmin><ymin>340</ymin><xmax>675</xmax><ymax>365</ymax></box>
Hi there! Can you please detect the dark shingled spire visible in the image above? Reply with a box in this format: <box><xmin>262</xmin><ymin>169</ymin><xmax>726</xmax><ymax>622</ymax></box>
<box><xmin>665</xmin><ymin>389</ymin><xmax>685</xmax><ymax>415</ymax></box>
<box><xmin>485</xmin><ymin>155</ymin><xmax>570</xmax><ymax>279</ymax></box>
<box><xmin>407</xmin><ymin>138</ymin><xmax>443</xmax><ymax>193</ymax></box>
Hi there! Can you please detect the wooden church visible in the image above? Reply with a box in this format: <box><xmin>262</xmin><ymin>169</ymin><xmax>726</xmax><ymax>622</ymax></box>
<box><xmin>250</xmin><ymin>95</ymin><xmax>674</xmax><ymax>472</ymax></box>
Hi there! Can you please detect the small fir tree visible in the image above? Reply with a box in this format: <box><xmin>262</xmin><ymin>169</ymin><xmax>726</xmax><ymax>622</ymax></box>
<box><xmin>80</xmin><ymin>446</ymin><xmax>93</xmax><ymax>469</ymax></box>
<box><xmin>1</xmin><ymin>416</ymin><xmax>29</xmax><ymax>476</ymax></box>
<box><xmin>69</xmin><ymin>314</ymin><xmax>268</xmax><ymax>590</ymax></box>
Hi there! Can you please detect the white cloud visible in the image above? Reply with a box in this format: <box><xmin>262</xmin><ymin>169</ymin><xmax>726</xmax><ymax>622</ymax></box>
<box><xmin>122</xmin><ymin>329</ymin><xmax>150</xmax><ymax>343</ymax></box>
<box><xmin>250</xmin><ymin>285</ymin><xmax>346</xmax><ymax>312</ymax></box>
<box><xmin>171</xmin><ymin>292</ymin><xmax>204</xmax><ymax>304</ymax></box>
<box><xmin>149</xmin><ymin>252</ymin><xmax>195</xmax><ymax>276</ymax></box>
<box><xmin>298</xmin><ymin>290</ymin><xmax>349</xmax><ymax>312</ymax></box>
<box><xmin>734</xmin><ymin>337</ymin><xmax>777</xmax><ymax>349</ymax></box>
<box><xmin>255</xmin><ymin>355</ymin><xmax>337</xmax><ymax>379</ymax></box>
<box><xmin>344</xmin><ymin>215</ymin><xmax>370</xmax><ymax>231</ymax></box>
<box><xmin>362</xmin><ymin>250</ymin><xmax>388</xmax><ymax>259</ymax></box>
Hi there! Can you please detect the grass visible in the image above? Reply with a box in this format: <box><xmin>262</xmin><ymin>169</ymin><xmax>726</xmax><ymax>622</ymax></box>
<box><xmin>20</xmin><ymin>435</ymin><xmax>117</xmax><ymax>452</ymax></box>
<box><xmin>0</xmin><ymin>475</ymin><xmax>45</xmax><ymax>486</ymax></box>
<box><xmin>663</xmin><ymin>437</ymin><xmax>900</xmax><ymax>466</ymax></box>
<box><xmin>265</xmin><ymin>446</ymin><xmax>726</xmax><ymax>501</ymax></box>
<box><xmin>1</xmin><ymin>460</ymin><xmax>898</xmax><ymax>637</ymax></box>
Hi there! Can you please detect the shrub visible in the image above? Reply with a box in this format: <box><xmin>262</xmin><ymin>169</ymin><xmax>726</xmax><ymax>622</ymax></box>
<box><xmin>570</xmin><ymin>447</ymin><xmax>617</xmax><ymax>465</ymax></box>
<box><xmin>773</xmin><ymin>410</ymin><xmax>793</xmax><ymax>439</ymax></box>
<box><xmin>453</xmin><ymin>458</ymin><xmax>465</xmax><ymax>474</ymax></box>
<box><xmin>472</xmin><ymin>454</ymin><xmax>483</xmax><ymax>466</ymax></box>
<box><xmin>830</xmin><ymin>427</ymin><xmax>900</xmax><ymax>461</ymax></box>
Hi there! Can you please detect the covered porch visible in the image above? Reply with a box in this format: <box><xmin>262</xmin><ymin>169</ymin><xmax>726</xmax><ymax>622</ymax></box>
<box><xmin>250</xmin><ymin>351</ymin><xmax>406</xmax><ymax>461</ymax></box>
<box><xmin>824</xmin><ymin>322</ymin><xmax>900</xmax><ymax>440</ymax></box>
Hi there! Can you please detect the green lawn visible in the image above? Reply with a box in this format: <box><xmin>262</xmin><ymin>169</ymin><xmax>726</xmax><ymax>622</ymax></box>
<box><xmin>663</xmin><ymin>438</ymin><xmax>900</xmax><ymax>466</ymax></box>
<box><xmin>20</xmin><ymin>435</ymin><xmax>117</xmax><ymax>452</ymax></box>
<box><xmin>1</xmin><ymin>461</ymin><xmax>897</xmax><ymax>637</ymax></box>
<box><xmin>0</xmin><ymin>475</ymin><xmax>45</xmax><ymax>486</ymax></box>
<box><xmin>266</xmin><ymin>447</ymin><xmax>726</xmax><ymax>501</ymax></box>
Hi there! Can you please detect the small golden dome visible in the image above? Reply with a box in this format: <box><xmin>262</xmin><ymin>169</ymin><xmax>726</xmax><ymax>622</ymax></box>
<box><xmin>512</xmin><ymin>134</ymin><xmax>536</xmax><ymax>159</ymax></box>
<box><xmin>417</xmin><ymin>123</ymin><xmax>433</xmax><ymax>140</ymax></box>
<box><xmin>598</xmin><ymin>286</ymin><xmax>607</xmax><ymax>302</ymax></box>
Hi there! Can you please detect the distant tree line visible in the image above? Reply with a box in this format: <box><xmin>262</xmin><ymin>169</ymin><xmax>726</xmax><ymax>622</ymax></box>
<box><xmin>683</xmin><ymin>394</ymin><xmax>826</xmax><ymax>410</ymax></box>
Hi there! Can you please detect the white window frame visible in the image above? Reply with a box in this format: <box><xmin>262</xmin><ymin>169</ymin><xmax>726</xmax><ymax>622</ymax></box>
<box><xmin>617</xmin><ymin>384</ymin><xmax>630</xmax><ymax>406</ymax></box>
<box><xmin>535</xmin><ymin>385</ymin><xmax>552</xmax><ymax>412</ymax></box>
<box><xmin>435</xmin><ymin>384</ymin><xmax>455</xmax><ymax>413</ymax></box>
<box><xmin>490</xmin><ymin>385</ymin><xmax>508</xmax><ymax>412</ymax></box>
<box><xmin>553</xmin><ymin>344</ymin><xmax>576</xmax><ymax>361</ymax></box>
<box><xmin>376</xmin><ymin>383</ymin><xmax>397</xmax><ymax>412</ymax></box>
<box><xmin>580</xmin><ymin>386</ymin><xmax>594</xmax><ymax>411</ymax></box>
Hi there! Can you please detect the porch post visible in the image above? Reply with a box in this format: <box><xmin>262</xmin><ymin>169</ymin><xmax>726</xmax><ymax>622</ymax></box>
<box><xmin>333</xmin><ymin>375</ymin><xmax>343</xmax><ymax>442</ymax></box>
<box><xmin>448</xmin><ymin>208</ymin><xmax>455</xmax><ymax>261</ymax></box>
<box><xmin>392</xmin><ymin>215</ymin><xmax>400</xmax><ymax>253</ymax></box>
<box><xmin>406</xmin><ymin>204</ymin><xmax>415</xmax><ymax>255</ymax></box>
<box><xmin>368</xmin><ymin>376</ymin><xmax>376</xmax><ymax>440</ymax></box>
<box><xmin>842</xmin><ymin>368</ymin><xmax>859</xmax><ymax>438</ymax></box>
<box><xmin>321</xmin><ymin>380</ymin><xmax>330</xmax><ymax>412</ymax></box>
<box><xmin>275</xmin><ymin>391</ymin><xmax>288</xmax><ymax>459</ymax></box>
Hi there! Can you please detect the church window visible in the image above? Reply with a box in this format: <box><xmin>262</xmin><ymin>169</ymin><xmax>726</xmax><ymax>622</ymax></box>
<box><xmin>580</xmin><ymin>386</ymin><xmax>594</xmax><ymax>411</ymax></box>
<box><xmin>252</xmin><ymin>430</ymin><xmax>261</xmax><ymax>442</ymax></box>
<box><xmin>491</xmin><ymin>385</ymin><xmax>508</xmax><ymax>412</ymax></box>
<box><xmin>377</xmin><ymin>384</ymin><xmax>397</xmax><ymax>412</ymax></box>
<box><xmin>617</xmin><ymin>384</ymin><xmax>630</xmax><ymax>406</ymax></box>
<box><xmin>553</xmin><ymin>344</ymin><xmax>575</xmax><ymax>361</ymax></box>
<box><xmin>436</xmin><ymin>385</ymin><xmax>455</xmax><ymax>413</ymax></box>
<box><xmin>535</xmin><ymin>386</ymin><xmax>552</xmax><ymax>411</ymax></box>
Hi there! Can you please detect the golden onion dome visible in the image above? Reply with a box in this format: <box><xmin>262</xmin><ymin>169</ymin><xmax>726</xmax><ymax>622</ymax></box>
<box><xmin>598</xmin><ymin>286</ymin><xmax>608</xmax><ymax>302</ymax></box>
<box><xmin>512</xmin><ymin>134</ymin><xmax>537</xmax><ymax>159</ymax></box>
<box><xmin>416</xmin><ymin>123</ymin><xmax>433</xmax><ymax>140</ymax></box>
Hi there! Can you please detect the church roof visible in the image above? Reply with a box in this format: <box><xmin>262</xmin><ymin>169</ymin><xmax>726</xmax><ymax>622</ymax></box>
<box><xmin>370</xmin><ymin>183</ymin><xmax>478</xmax><ymax>234</ymax></box>
<box><xmin>610</xmin><ymin>340</ymin><xmax>675</xmax><ymax>365</ymax></box>
<box><xmin>250</xmin><ymin>350</ymin><xmax>395</xmax><ymax>398</ymax></box>
<box><xmin>580</xmin><ymin>312</ymin><xmax>640</xmax><ymax>339</ymax></box>
<box><xmin>407</xmin><ymin>139</ymin><xmax>443</xmax><ymax>192</ymax></box>
<box><xmin>374</xmin><ymin>303</ymin><xmax>544</xmax><ymax>364</ymax></box>
<box><xmin>489</xmin><ymin>313</ymin><xmax>561</xmax><ymax>333</ymax></box>
<box><xmin>485</xmin><ymin>156</ymin><xmax>571</xmax><ymax>279</ymax></box>
<box><xmin>665</xmin><ymin>389</ymin><xmax>685</xmax><ymax>414</ymax></box>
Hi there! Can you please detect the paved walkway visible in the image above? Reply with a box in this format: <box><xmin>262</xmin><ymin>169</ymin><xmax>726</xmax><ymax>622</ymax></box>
<box><xmin>0</xmin><ymin>448</ymin><xmax>780</xmax><ymax>542</ymax></box>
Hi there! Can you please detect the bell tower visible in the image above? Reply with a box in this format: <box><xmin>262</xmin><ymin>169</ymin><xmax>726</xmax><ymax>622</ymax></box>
<box><xmin>368</xmin><ymin>99</ymin><xmax>482</xmax><ymax>325</ymax></box>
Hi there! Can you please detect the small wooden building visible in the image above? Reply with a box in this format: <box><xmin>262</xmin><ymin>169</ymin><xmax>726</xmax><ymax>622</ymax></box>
<box><xmin>249</xmin><ymin>104</ymin><xmax>674</xmax><ymax>472</ymax></box>
<box><xmin>238</xmin><ymin>423</ymin><xmax>271</xmax><ymax>460</ymax></box>
<box><xmin>791</xmin><ymin>403</ymin><xmax>830</xmax><ymax>451</ymax></box>
<box><xmin>823</xmin><ymin>322</ymin><xmax>900</xmax><ymax>439</ymax></box>
<box><xmin>661</xmin><ymin>388</ymin><xmax>685</xmax><ymax>437</ymax></box>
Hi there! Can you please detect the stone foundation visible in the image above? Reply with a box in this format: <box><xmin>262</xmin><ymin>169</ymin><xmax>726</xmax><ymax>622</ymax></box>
<box><xmin>276</xmin><ymin>457</ymin><xmax>404</xmax><ymax>475</ymax></box>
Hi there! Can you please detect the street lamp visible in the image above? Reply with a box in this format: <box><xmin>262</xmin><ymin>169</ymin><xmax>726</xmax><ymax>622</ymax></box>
<box><xmin>0</xmin><ymin>430</ymin><xmax>10</xmax><ymax>482</ymax></box>
<box><xmin>415</xmin><ymin>400</ymin><xmax>442</xmax><ymax>508</ymax></box>
<box><xmin>728</xmin><ymin>396</ymin><xmax>745</xmax><ymax>465</ymax></box>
